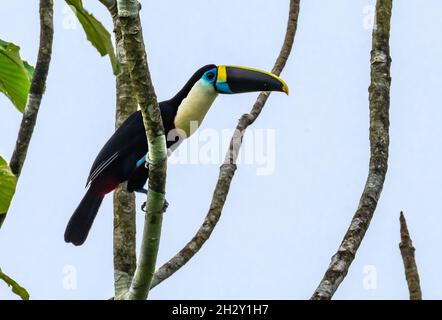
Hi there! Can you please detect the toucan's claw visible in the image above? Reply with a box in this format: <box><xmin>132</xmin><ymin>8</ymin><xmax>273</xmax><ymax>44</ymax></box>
<box><xmin>141</xmin><ymin>199</ymin><xmax>169</xmax><ymax>213</ymax></box>
<box><xmin>163</xmin><ymin>199</ymin><xmax>169</xmax><ymax>213</ymax></box>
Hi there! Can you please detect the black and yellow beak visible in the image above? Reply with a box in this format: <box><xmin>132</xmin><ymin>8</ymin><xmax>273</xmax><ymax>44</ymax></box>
<box><xmin>214</xmin><ymin>65</ymin><xmax>289</xmax><ymax>95</ymax></box>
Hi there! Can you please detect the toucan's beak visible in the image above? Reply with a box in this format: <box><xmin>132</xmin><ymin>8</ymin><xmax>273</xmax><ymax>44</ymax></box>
<box><xmin>215</xmin><ymin>65</ymin><xmax>289</xmax><ymax>95</ymax></box>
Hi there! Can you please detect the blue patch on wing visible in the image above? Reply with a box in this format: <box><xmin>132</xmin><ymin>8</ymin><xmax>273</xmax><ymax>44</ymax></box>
<box><xmin>136</xmin><ymin>155</ymin><xmax>146</xmax><ymax>168</ymax></box>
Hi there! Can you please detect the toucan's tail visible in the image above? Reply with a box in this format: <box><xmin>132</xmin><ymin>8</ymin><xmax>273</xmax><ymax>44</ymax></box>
<box><xmin>64</xmin><ymin>189</ymin><xmax>104</xmax><ymax>246</ymax></box>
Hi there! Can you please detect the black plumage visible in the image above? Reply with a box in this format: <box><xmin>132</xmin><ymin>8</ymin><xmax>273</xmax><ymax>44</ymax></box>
<box><xmin>64</xmin><ymin>65</ymin><xmax>215</xmax><ymax>245</ymax></box>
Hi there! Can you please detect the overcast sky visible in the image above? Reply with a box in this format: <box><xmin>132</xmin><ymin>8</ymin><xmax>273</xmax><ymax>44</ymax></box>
<box><xmin>1</xmin><ymin>0</ymin><xmax>442</xmax><ymax>299</ymax></box>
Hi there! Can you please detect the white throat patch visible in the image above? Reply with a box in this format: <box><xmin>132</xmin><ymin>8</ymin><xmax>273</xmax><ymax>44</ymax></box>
<box><xmin>174</xmin><ymin>79</ymin><xmax>218</xmax><ymax>138</ymax></box>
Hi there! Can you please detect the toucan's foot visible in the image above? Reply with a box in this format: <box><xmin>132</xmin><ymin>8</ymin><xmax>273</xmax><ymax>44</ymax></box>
<box><xmin>138</xmin><ymin>188</ymin><xmax>148</xmax><ymax>212</ymax></box>
<box><xmin>141</xmin><ymin>199</ymin><xmax>169</xmax><ymax>213</ymax></box>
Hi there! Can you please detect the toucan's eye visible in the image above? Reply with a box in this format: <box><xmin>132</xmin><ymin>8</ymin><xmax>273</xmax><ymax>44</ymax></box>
<box><xmin>206</xmin><ymin>72</ymin><xmax>215</xmax><ymax>80</ymax></box>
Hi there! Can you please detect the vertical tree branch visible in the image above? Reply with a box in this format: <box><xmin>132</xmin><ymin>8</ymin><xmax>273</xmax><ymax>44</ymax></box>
<box><xmin>399</xmin><ymin>212</ymin><xmax>422</xmax><ymax>300</ymax></box>
<box><xmin>0</xmin><ymin>0</ymin><xmax>54</xmax><ymax>228</ymax></box>
<box><xmin>311</xmin><ymin>0</ymin><xmax>392</xmax><ymax>300</ymax></box>
<box><xmin>149</xmin><ymin>0</ymin><xmax>300</xmax><ymax>289</ymax></box>
<box><xmin>99</xmin><ymin>0</ymin><xmax>138</xmax><ymax>298</ymax></box>
<box><xmin>117</xmin><ymin>0</ymin><xmax>167</xmax><ymax>300</ymax></box>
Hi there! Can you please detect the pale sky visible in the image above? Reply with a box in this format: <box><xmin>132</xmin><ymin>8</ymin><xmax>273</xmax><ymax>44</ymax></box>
<box><xmin>1</xmin><ymin>0</ymin><xmax>442</xmax><ymax>299</ymax></box>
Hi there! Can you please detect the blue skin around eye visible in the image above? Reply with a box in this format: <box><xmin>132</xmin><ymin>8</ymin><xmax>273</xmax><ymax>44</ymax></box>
<box><xmin>202</xmin><ymin>67</ymin><xmax>217</xmax><ymax>83</ymax></box>
<box><xmin>202</xmin><ymin>68</ymin><xmax>233</xmax><ymax>93</ymax></box>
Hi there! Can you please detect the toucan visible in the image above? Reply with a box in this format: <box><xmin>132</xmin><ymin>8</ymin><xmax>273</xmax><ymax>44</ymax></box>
<box><xmin>64</xmin><ymin>65</ymin><xmax>289</xmax><ymax>245</ymax></box>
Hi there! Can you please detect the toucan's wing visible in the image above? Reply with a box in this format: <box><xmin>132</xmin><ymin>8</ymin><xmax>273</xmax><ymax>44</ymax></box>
<box><xmin>86</xmin><ymin>151</ymin><xmax>119</xmax><ymax>186</ymax></box>
<box><xmin>86</xmin><ymin>110</ymin><xmax>147</xmax><ymax>186</ymax></box>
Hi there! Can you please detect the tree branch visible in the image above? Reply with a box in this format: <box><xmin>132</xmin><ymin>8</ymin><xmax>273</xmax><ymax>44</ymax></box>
<box><xmin>99</xmin><ymin>0</ymin><xmax>116</xmax><ymax>11</ymax></box>
<box><xmin>0</xmin><ymin>267</ymin><xmax>29</xmax><ymax>300</ymax></box>
<box><xmin>399</xmin><ymin>212</ymin><xmax>422</xmax><ymax>300</ymax></box>
<box><xmin>149</xmin><ymin>0</ymin><xmax>300</xmax><ymax>290</ymax></box>
<box><xmin>99</xmin><ymin>0</ymin><xmax>138</xmax><ymax>298</ymax></box>
<box><xmin>311</xmin><ymin>0</ymin><xmax>392</xmax><ymax>300</ymax></box>
<box><xmin>117</xmin><ymin>0</ymin><xmax>167</xmax><ymax>300</ymax></box>
<box><xmin>0</xmin><ymin>0</ymin><xmax>54</xmax><ymax>228</ymax></box>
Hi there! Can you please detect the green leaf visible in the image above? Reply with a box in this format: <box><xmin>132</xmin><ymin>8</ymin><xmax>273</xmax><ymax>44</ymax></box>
<box><xmin>0</xmin><ymin>39</ymin><xmax>35</xmax><ymax>112</ymax></box>
<box><xmin>65</xmin><ymin>0</ymin><xmax>121</xmax><ymax>75</ymax></box>
<box><xmin>0</xmin><ymin>267</ymin><xmax>29</xmax><ymax>300</ymax></box>
<box><xmin>0</xmin><ymin>156</ymin><xmax>17</xmax><ymax>215</ymax></box>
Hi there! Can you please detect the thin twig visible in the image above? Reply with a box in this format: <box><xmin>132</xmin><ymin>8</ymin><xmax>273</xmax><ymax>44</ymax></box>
<box><xmin>399</xmin><ymin>212</ymin><xmax>422</xmax><ymax>300</ymax></box>
<box><xmin>99</xmin><ymin>0</ymin><xmax>138</xmax><ymax>297</ymax></box>
<box><xmin>149</xmin><ymin>0</ymin><xmax>300</xmax><ymax>290</ymax></box>
<box><xmin>0</xmin><ymin>267</ymin><xmax>29</xmax><ymax>300</ymax></box>
<box><xmin>311</xmin><ymin>0</ymin><xmax>393</xmax><ymax>300</ymax></box>
<box><xmin>0</xmin><ymin>0</ymin><xmax>54</xmax><ymax>228</ymax></box>
<box><xmin>117</xmin><ymin>0</ymin><xmax>167</xmax><ymax>300</ymax></box>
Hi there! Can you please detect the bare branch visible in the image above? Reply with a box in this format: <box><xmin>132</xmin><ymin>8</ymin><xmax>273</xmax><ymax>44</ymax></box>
<box><xmin>9</xmin><ymin>0</ymin><xmax>54</xmax><ymax>177</ymax></box>
<box><xmin>399</xmin><ymin>212</ymin><xmax>422</xmax><ymax>300</ymax></box>
<box><xmin>99</xmin><ymin>0</ymin><xmax>138</xmax><ymax>297</ymax></box>
<box><xmin>311</xmin><ymin>0</ymin><xmax>393</xmax><ymax>300</ymax></box>
<box><xmin>150</xmin><ymin>0</ymin><xmax>300</xmax><ymax>290</ymax></box>
<box><xmin>0</xmin><ymin>0</ymin><xmax>54</xmax><ymax>228</ymax></box>
<box><xmin>116</xmin><ymin>0</ymin><xmax>167</xmax><ymax>300</ymax></box>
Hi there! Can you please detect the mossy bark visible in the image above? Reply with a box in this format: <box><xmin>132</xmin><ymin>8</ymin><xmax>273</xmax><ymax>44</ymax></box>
<box><xmin>100</xmin><ymin>0</ymin><xmax>138</xmax><ymax>298</ymax></box>
<box><xmin>116</xmin><ymin>0</ymin><xmax>167</xmax><ymax>300</ymax></box>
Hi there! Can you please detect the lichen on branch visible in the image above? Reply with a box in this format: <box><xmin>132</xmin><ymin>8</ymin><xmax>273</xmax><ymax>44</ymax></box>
<box><xmin>116</xmin><ymin>0</ymin><xmax>167</xmax><ymax>300</ymax></box>
<box><xmin>99</xmin><ymin>0</ymin><xmax>138</xmax><ymax>298</ymax></box>
<box><xmin>311</xmin><ymin>0</ymin><xmax>393</xmax><ymax>300</ymax></box>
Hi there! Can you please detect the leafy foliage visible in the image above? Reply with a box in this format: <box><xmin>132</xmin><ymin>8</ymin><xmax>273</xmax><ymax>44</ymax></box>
<box><xmin>0</xmin><ymin>267</ymin><xmax>29</xmax><ymax>300</ymax></box>
<box><xmin>0</xmin><ymin>39</ymin><xmax>34</xmax><ymax>112</ymax></box>
<box><xmin>0</xmin><ymin>156</ymin><xmax>17</xmax><ymax>215</ymax></box>
<box><xmin>65</xmin><ymin>0</ymin><xmax>121</xmax><ymax>75</ymax></box>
